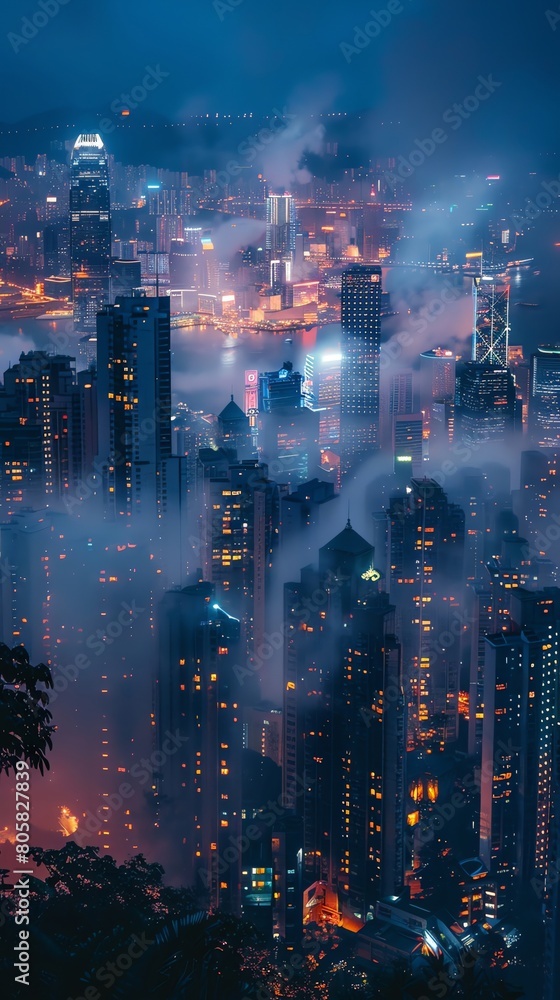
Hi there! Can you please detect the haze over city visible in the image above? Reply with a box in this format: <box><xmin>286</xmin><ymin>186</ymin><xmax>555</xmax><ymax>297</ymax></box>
<box><xmin>1</xmin><ymin>2</ymin><xmax>560</xmax><ymax>999</ymax></box>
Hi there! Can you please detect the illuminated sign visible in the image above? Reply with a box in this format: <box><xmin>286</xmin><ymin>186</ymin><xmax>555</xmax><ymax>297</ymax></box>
<box><xmin>361</xmin><ymin>568</ymin><xmax>381</xmax><ymax>582</ymax></box>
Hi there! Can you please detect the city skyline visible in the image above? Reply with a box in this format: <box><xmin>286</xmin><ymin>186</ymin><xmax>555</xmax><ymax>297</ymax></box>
<box><xmin>1</xmin><ymin>9</ymin><xmax>560</xmax><ymax>998</ymax></box>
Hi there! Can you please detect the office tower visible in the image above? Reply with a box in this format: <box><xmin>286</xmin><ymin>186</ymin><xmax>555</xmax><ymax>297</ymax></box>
<box><xmin>508</xmin><ymin>344</ymin><xmax>531</xmax><ymax>428</ymax></box>
<box><xmin>44</xmin><ymin>219</ymin><xmax>71</xmax><ymax>277</ymax></box>
<box><xmin>390</xmin><ymin>372</ymin><xmax>414</xmax><ymax>415</ymax></box>
<box><xmin>156</xmin><ymin>581</ymin><xmax>242</xmax><ymax>910</ymax></box>
<box><xmin>465</xmin><ymin>504</ymin><xmax>528</xmax><ymax>761</ymax></box>
<box><xmin>169</xmin><ymin>238</ymin><xmax>200</xmax><ymax>288</ymax></box>
<box><xmin>455</xmin><ymin>362</ymin><xmax>517</xmax><ymax>447</ymax></box>
<box><xmin>156</xmin><ymin>214</ymin><xmax>184</xmax><ymax>254</ymax></box>
<box><xmin>420</xmin><ymin>348</ymin><xmax>456</xmax><ymax>404</ymax></box>
<box><xmin>530</xmin><ymin>347</ymin><xmax>560</xmax><ymax>449</ymax></box>
<box><xmin>339</xmin><ymin>265</ymin><xmax>382</xmax><ymax>476</ymax></box>
<box><xmin>201</xmin><ymin>458</ymin><xmax>285</xmax><ymax>673</ymax></box>
<box><xmin>393</xmin><ymin>413</ymin><xmax>424</xmax><ymax>475</ymax></box>
<box><xmin>304</xmin><ymin>348</ymin><xmax>341</xmax><ymax>448</ymax></box>
<box><xmin>380</xmin><ymin>372</ymin><xmax>414</xmax><ymax>451</ymax></box>
<box><xmin>283</xmin><ymin>522</ymin><xmax>405</xmax><ymax>922</ymax></box>
<box><xmin>266</xmin><ymin>193</ymin><xmax>296</xmax><ymax>261</ymax></box>
<box><xmin>430</xmin><ymin>397</ymin><xmax>455</xmax><ymax>447</ymax></box>
<box><xmin>200</xmin><ymin>232</ymin><xmax>219</xmax><ymax>292</ymax></box>
<box><xmin>217</xmin><ymin>395</ymin><xmax>254</xmax><ymax>460</ymax></box>
<box><xmin>387</xmin><ymin>479</ymin><xmax>465</xmax><ymax>748</ymax></box>
<box><xmin>97</xmin><ymin>296</ymin><xmax>172</xmax><ymax>520</ymax></box>
<box><xmin>77</xmin><ymin>366</ymin><xmax>98</xmax><ymax>476</ymax></box>
<box><xmin>138</xmin><ymin>251</ymin><xmax>170</xmax><ymax>291</ymax></box>
<box><xmin>480</xmin><ymin>589</ymin><xmax>560</xmax><ymax>908</ymax></box>
<box><xmin>269</xmin><ymin>257</ymin><xmax>292</xmax><ymax>294</ymax></box>
<box><xmin>70</xmin><ymin>134</ymin><xmax>111</xmax><ymax>331</ymax></box>
<box><xmin>0</xmin><ymin>352</ymin><xmax>87</xmax><ymax>510</ymax></box>
<box><xmin>111</xmin><ymin>259</ymin><xmax>141</xmax><ymax>299</ymax></box>
<box><xmin>256</xmin><ymin>362</ymin><xmax>320</xmax><ymax>483</ymax></box>
<box><xmin>472</xmin><ymin>276</ymin><xmax>510</xmax><ymax>367</ymax></box>
<box><xmin>259</xmin><ymin>406</ymin><xmax>321</xmax><ymax>487</ymax></box>
<box><xmin>259</xmin><ymin>362</ymin><xmax>303</xmax><ymax>412</ymax></box>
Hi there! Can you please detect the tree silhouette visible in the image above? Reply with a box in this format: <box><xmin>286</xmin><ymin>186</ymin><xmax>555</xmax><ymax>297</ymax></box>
<box><xmin>0</xmin><ymin>643</ymin><xmax>54</xmax><ymax>775</ymax></box>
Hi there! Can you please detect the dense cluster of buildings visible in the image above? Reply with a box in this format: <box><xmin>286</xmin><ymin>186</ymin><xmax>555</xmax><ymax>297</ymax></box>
<box><xmin>1</xmin><ymin>132</ymin><xmax>560</xmax><ymax>995</ymax></box>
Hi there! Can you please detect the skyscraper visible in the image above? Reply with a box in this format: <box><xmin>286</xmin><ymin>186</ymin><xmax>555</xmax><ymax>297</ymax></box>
<box><xmin>530</xmin><ymin>347</ymin><xmax>560</xmax><ymax>449</ymax></box>
<box><xmin>455</xmin><ymin>362</ymin><xmax>517</xmax><ymax>447</ymax></box>
<box><xmin>480</xmin><ymin>589</ymin><xmax>560</xmax><ymax>909</ymax></box>
<box><xmin>283</xmin><ymin>522</ymin><xmax>405</xmax><ymax>922</ymax></box>
<box><xmin>420</xmin><ymin>348</ymin><xmax>456</xmax><ymax>403</ymax></box>
<box><xmin>0</xmin><ymin>352</ymin><xmax>88</xmax><ymax>510</ymax></box>
<box><xmin>156</xmin><ymin>581</ymin><xmax>242</xmax><ymax>909</ymax></box>
<box><xmin>70</xmin><ymin>134</ymin><xmax>111</xmax><ymax>331</ymax></box>
<box><xmin>96</xmin><ymin>296</ymin><xmax>172</xmax><ymax>520</ymax></box>
<box><xmin>387</xmin><ymin>479</ymin><xmax>465</xmax><ymax>747</ymax></box>
<box><xmin>265</xmin><ymin>193</ymin><xmax>296</xmax><ymax>260</ymax></box>
<box><xmin>340</xmin><ymin>265</ymin><xmax>382</xmax><ymax>476</ymax></box>
<box><xmin>472</xmin><ymin>276</ymin><xmax>510</xmax><ymax>367</ymax></box>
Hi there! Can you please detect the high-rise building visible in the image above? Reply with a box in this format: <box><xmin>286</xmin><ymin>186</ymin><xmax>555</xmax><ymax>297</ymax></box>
<box><xmin>530</xmin><ymin>347</ymin><xmax>560</xmax><ymax>449</ymax></box>
<box><xmin>0</xmin><ymin>352</ymin><xmax>89</xmax><ymax>510</ymax></box>
<box><xmin>387</xmin><ymin>479</ymin><xmax>465</xmax><ymax>747</ymax></box>
<box><xmin>304</xmin><ymin>347</ymin><xmax>341</xmax><ymax>448</ymax></box>
<box><xmin>340</xmin><ymin>265</ymin><xmax>382</xmax><ymax>475</ymax></box>
<box><xmin>283</xmin><ymin>522</ymin><xmax>405</xmax><ymax>922</ymax></box>
<box><xmin>266</xmin><ymin>194</ymin><xmax>296</xmax><ymax>261</ymax></box>
<box><xmin>480</xmin><ymin>589</ymin><xmax>560</xmax><ymax>908</ymax></box>
<box><xmin>217</xmin><ymin>395</ymin><xmax>254</xmax><ymax>460</ymax></box>
<box><xmin>259</xmin><ymin>362</ymin><xmax>303</xmax><ymax>412</ymax></box>
<box><xmin>44</xmin><ymin>219</ymin><xmax>71</xmax><ymax>277</ymax></box>
<box><xmin>393</xmin><ymin>413</ymin><xmax>424</xmax><ymax>475</ymax></box>
<box><xmin>472</xmin><ymin>276</ymin><xmax>510</xmax><ymax>367</ymax></box>
<box><xmin>420</xmin><ymin>348</ymin><xmax>456</xmax><ymax>404</ymax></box>
<box><xmin>70</xmin><ymin>134</ymin><xmax>111</xmax><ymax>331</ymax></box>
<box><xmin>390</xmin><ymin>372</ymin><xmax>414</xmax><ymax>415</ymax></box>
<box><xmin>455</xmin><ymin>362</ymin><xmax>517</xmax><ymax>447</ymax></box>
<box><xmin>200</xmin><ymin>457</ymin><xmax>285</xmax><ymax>673</ymax></box>
<box><xmin>96</xmin><ymin>296</ymin><xmax>172</xmax><ymax>520</ymax></box>
<box><xmin>156</xmin><ymin>581</ymin><xmax>242</xmax><ymax>909</ymax></box>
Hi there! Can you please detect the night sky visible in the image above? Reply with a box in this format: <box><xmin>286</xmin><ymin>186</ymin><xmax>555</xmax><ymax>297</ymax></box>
<box><xmin>0</xmin><ymin>0</ymin><xmax>558</xmax><ymax>155</ymax></box>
